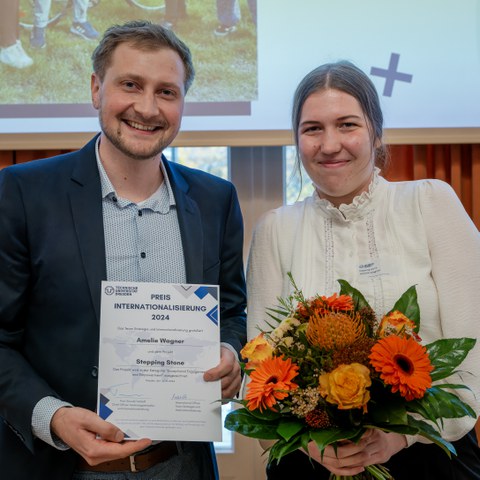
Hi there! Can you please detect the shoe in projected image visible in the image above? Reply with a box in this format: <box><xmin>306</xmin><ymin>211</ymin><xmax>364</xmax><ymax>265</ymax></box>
<box><xmin>70</xmin><ymin>21</ymin><xmax>99</xmax><ymax>40</ymax></box>
<box><xmin>214</xmin><ymin>24</ymin><xmax>237</xmax><ymax>36</ymax></box>
<box><xmin>0</xmin><ymin>41</ymin><xmax>33</xmax><ymax>69</ymax></box>
<box><xmin>30</xmin><ymin>26</ymin><xmax>46</xmax><ymax>49</ymax></box>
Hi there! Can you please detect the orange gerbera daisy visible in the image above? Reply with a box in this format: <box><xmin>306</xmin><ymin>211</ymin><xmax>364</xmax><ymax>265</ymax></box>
<box><xmin>369</xmin><ymin>335</ymin><xmax>433</xmax><ymax>401</ymax></box>
<box><xmin>297</xmin><ymin>294</ymin><xmax>354</xmax><ymax>318</ymax></box>
<box><xmin>322</xmin><ymin>293</ymin><xmax>354</xmax><ymax>312</ymax></box>
<box><xmin>245</xmin><ymin>356</ymin><xmax>299</xmax><ymax>412</ymax></box>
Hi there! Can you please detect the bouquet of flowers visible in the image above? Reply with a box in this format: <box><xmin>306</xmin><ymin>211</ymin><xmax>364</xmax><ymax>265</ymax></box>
<box><xmin>225</xmin><ymin>274</ymin><xmax>476</xmax><ymax>480</ymax></box>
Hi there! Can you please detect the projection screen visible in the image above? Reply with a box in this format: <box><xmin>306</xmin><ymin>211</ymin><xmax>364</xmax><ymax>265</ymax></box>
<box><xmin>1</xmin><ymin>0</ymin><xmax>479</xmax><ymax>148</ymax></box>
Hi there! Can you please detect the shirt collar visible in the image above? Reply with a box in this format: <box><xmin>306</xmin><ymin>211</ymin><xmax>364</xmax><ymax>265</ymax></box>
<box><xmin>95</xmin><ymin>136</ymin><xmax>176</xmax><ymax>213</ymax></box>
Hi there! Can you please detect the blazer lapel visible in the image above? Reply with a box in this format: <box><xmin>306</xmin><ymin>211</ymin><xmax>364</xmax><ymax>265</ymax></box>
<box><xmin>163</xmin><ymin>159</ymin><xmax>204</xmax><ymax>284</ymax></box>
<box><xmin>69</xmin><ymin>137</ymin><xmax>106</xmax><ymax>324</ymax></box>
<box><xmin>66</xmin><ymin>147</ymin><xmax>203</xmax><ymax>323</ymax></box>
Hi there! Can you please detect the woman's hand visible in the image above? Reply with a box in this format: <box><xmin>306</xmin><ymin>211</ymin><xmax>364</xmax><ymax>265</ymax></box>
<box><xmin>305</xmin><ymin>430</ymin><xmax>407</xmax><ymax>476</ymax></box>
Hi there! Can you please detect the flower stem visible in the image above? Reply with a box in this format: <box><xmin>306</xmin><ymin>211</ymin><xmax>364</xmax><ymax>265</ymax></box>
<box><xmin>365</xmin><ymin>464</ymin><xmax>394</xmax><ymax>479</ymax></box>
<box><xmin>328</xmin><ymin>464</ymin><xmax>393</xmax><ymax>480</ymax></box>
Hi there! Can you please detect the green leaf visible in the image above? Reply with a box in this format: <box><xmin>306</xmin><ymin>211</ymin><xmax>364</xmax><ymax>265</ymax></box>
<box><xmin>224</xmin><ymin>409</ymin><xmax>280</xmax><ymax>439</ymax></box>
<box><xmin>389</xmin><ymin>285</ymin><xmax>420</xmax><ymax>331</ymax></box>
<box><xmin>266</xmin><ymin>307</ymin><xmax>290</xmax><ymax>321</ymax></box>
<box><xmin>337</xmin><ymin>279</ymin><xmax>372</xmax><ymax>311</ymax></box>
<box><xmin>434</xmin><ymin>383</ymin><xmax>474</xmax><ymax>393</ymax></box>
<box><xmin>407</xmin><ymin>387</ymin><xmax>476</xmax><ymax>421</ymax></box>
<box><xmin>370</xmin><ymin>423</ymin><xmax>420</xmax><ymax>435</ymax></box>
<box><xmin>369</xmin><ymin>399</ymin><xmax>408</xmax><ymax>425</ymax></box>
<box><xmin>300</xmin><ymin>432</ymin><xmax>311</xmax><ymax>452</ymax></box>
<box><xmin>246</xmin><ymin>406</ymin><xmax>282</xmax><ymax>422</ymax></box>
<box><xmin>407</xmin><ymin>416</ymin><xmax>456</xmax><ymax>457</ymax></box>
<box><xmin>427</xmin><ymin>338</ymin><xmax>476</xmax><ymax>381</ymax></box>
<box><xmin>277</xmin><ymin>419</ymin><xmax>304</xmax><ymax>442</ymax></box>
<box><xmin>309</xmin><ymin>427</ymin><xmax>364</xmax><ymax>451</ymax></box>
<box><xmin>434</xmin><ymin>383</ymin><xmax>471</xmax><ymax>389</ymax></box>
<box><xmin>222</xmin><ymin>398</ymin><xmax>247</xmax><ymax>407</ymax></box>
<box><xmin>268</xmin><ymin>436</ymin><xmax>303</xmax><ymax>464</ymax></box>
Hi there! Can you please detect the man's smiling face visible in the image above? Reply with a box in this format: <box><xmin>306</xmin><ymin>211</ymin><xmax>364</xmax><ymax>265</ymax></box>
<box><xmin>91</xmin><ymin>42</ymin><xmax>185</xmax><ymax>161</ymax></box>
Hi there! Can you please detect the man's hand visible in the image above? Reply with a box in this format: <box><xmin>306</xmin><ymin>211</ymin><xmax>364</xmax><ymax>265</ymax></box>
<box><xmin>203</xmin><ymin>346</ymin><xmax>241</xmax><ymax>399</ymax></box>
<box><xmin>51</xmin><ymin>406</ymin><xmax>152</xmax><ymax>466</ymax></box>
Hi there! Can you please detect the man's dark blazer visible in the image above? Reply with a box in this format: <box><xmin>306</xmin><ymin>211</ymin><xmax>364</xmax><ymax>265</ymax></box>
<box><xmin>0</xmin><ymin>135</ymin><xmax>247</xmax><ymax>479</ymax></box>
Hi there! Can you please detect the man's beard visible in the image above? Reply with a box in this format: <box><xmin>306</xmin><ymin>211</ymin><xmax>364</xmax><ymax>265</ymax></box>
<box><xmin>99</xmin><ymin>114</ymin><xmax>175</xmax><ymax>161</ymax></box>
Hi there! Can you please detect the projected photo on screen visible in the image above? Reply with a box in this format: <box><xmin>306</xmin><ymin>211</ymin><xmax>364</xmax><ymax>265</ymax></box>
<box><xmin>0</xmin><ymin>0</ymin><xmax>258</xmax><ymax>119</ymax></box>
<box><xmin>1</xmin><ymin>0</ymin><xmax>480</xmax><ymax>138</ymax></box>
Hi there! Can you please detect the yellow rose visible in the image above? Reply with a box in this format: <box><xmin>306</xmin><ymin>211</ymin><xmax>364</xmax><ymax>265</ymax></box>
<box><xmin>240</xmin><ymin>334</ymin><xmax>274</xmax><ymax>368</ymax></box>
<box><xmin>319</xmin><ymin>363</ymin><xmax>371</xmax><ymax>412</ymax></box>
<box><xmin>378</xmin><ymin>310</ymin><xmax>416</xmax><ymax>338</ymax></box>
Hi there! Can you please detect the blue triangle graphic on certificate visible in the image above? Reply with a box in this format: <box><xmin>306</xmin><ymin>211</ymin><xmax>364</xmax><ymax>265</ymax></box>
<box><xmin>206</xmin><ymin>305</ymin><xmax>218</xmax><ymax>325</ymax></box>
<box><xmin>195</xmin><ymin>286</ymin><xmax>218</xmax><ymax>301</ymax></box>
<box><xmin>99</xmin><ymin>393</ymin><xmax>114</xmax><ymax>420</ymax></box>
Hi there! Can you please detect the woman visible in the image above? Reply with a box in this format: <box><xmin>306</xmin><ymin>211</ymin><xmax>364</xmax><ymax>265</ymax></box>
<box><xmin>246</xmin><ymin>61</ymin><xmax>480</xmax><ymax>479</ymax></box>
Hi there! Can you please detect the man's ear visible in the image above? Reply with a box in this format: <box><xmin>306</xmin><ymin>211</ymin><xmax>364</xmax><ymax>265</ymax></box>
<box><xmin>91</xmin><ymin>73</ymin><xmax>101</xmax><ymax>110</ymax></box>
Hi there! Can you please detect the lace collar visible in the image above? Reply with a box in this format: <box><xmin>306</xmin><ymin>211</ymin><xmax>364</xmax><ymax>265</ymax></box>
<box><xmin>312</xmin><ymin>167</ymin><xmax>385</xmax><ymax>221</ymax></box>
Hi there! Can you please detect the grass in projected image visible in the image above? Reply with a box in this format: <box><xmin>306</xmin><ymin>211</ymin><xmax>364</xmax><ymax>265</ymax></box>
<box><xmin>1</xmin><ymin>0</ymin><xmax>257</xmax><ymax>105</ymax></box>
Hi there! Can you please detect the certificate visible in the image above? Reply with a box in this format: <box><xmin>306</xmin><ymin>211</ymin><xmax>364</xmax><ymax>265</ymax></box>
<box><xmin>97</xmin><ymin>281</ymin><xmax>222</xmax><ymax>441</ymax></box>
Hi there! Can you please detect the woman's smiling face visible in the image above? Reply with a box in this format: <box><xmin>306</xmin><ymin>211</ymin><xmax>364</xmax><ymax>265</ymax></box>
<box><xmin>298</xmin><ymin>88</ymin><xmax>380</xmax><ymax>207</ymax></box>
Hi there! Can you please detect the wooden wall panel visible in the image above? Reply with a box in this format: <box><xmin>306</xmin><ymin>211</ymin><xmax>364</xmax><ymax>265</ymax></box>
<box><xmin>0</xmin><ymin>151</ymin><xmax>13</xmax><ymax>169</ymax></box>
<box><xmin>15</xmin><ymin>150</ymin><xmax>73</xmax><ymax>164</ymax></box>
<box><xmin>1</xmin><ymin>144</ymin><xmax>479</xmax><ymax>229</ymax></box>
<box><xmin>413</xmin><ymin>145</ymin><xmax>428</xmax><ymax>179</ymax></box>
<box><xmin>461</xmin><ymin>147</ymin><xmax>472</xmax><ymax>219</ymax></box>
<box><xmin>433</xmin><ymin>145</ymin><xmax>448</xmax><ymax>182</ymax></box>
<box><xmin>0</xmin><ymin>150</ymin><xmax>73</xmax><ymax>169</ymax></box>
<box><xmin>0</xmin><ymin>150</ymin><xmax>14</xmax><ymax>169</ymax></box>
<box><xmin>386</xmin><ymin>145</ymin><xmax>412</xmax><ymax>181</ymax></box>
<box><xmin>472</xmin><ymin>145</ymin><xmax>480</xmax><ymax>229</ymax></box>
<box><xmin>450</xmin><ymin>145</ymin><xmax>462</xmax><ymax>197</ymax></box>
<box><xmin>386</xmin><ymin>144</ymin><xmax>479</xmax><ymax>230</ymax></box>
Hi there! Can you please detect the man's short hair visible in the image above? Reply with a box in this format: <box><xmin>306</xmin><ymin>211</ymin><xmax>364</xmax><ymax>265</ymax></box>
<box><xmin>92</xmin><ymin>20</ymin><xmax>195</xmax><ymax>92</ymax></box>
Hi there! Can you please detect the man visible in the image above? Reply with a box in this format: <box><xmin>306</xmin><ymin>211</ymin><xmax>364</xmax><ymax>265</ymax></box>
<box><xmin>0</xmin><ymin>20</ymin><xmax>246</xmax><ymax>479</ymax></box>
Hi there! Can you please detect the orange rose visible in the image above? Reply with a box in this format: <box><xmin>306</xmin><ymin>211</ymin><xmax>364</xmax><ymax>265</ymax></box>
<box><xmin>240</xmin><ymin>334</ymin><xmax>274</xmax><ymax>369</ymax></box>
<box><xmin>378</xmin><ymin>310</ymin><xmax>418</xmax><ymax>339</ymax></box>
<box><xmin>319</xmin><ymin>363</ymin><xmax>371</xmax><ymax>412</ymax></box>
